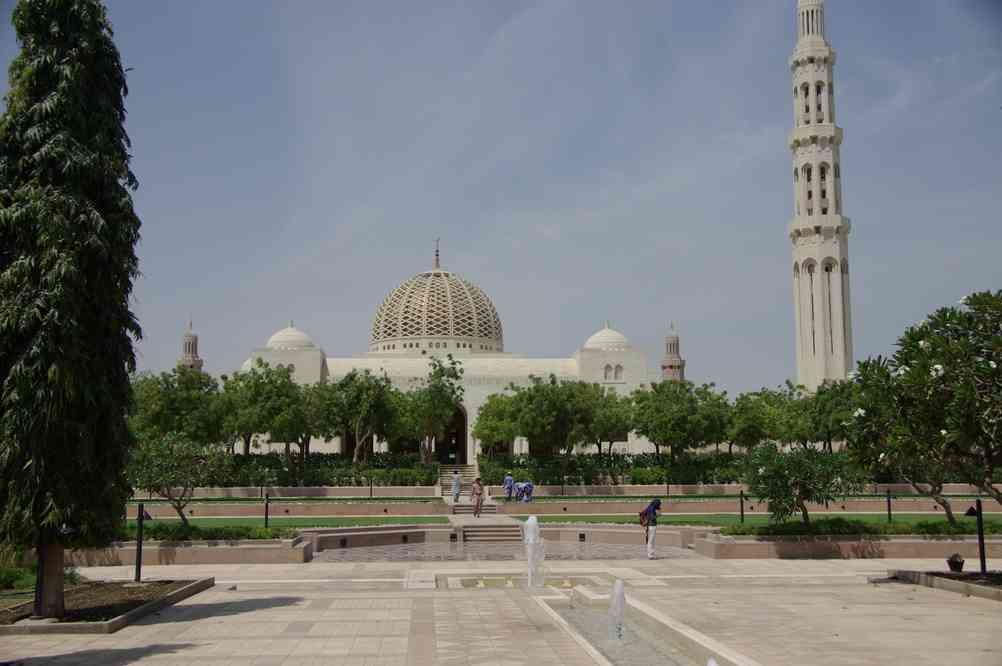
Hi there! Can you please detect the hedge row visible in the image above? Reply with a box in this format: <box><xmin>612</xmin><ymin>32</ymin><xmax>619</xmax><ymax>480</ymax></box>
<box><xmin>119</xmin><ymin>523</ymin><xmax>297</xmax><ymax>542</ymax></box>
<box><xmin>720</xmin><ymin>517</ymin><xmax>1002</xmax><ymax>537</ymax></box>
<box><xmin>477</xmin><ymin>452</ymin><xmax>743</xmax><ymax>485</ymax></box>
<box><xmin>203</xmin><ymin>452</ymin><xmax>439</xmax><ymax>487</ymax></box>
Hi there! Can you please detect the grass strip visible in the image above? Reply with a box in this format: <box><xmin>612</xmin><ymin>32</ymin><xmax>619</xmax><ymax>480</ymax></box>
<box><xmin>514</xmin><ymin>513</ymin><xmax>1002</xmax><ymax>535</ymax></box>
<box><xmin>128</xmin><ymin>496</ymin><xmax>443</xmax><ymax>504</ymax></box>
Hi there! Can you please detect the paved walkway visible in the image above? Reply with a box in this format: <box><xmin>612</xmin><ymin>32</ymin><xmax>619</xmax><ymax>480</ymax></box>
<box><xmin>315</xmin><ymin>541</ymin><xmax>697</xmax><ymax>562</ymax></box>
<box><xmin>2</xmin><ymin>558</ymin><xmax>999</xmax><ymax>665</ymax></box>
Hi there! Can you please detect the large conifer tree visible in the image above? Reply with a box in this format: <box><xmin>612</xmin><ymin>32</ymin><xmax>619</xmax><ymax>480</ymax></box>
<box><xmin>0</xmin><ymin>0</ymin><xmax>141</xmax><ymax>618</ymax></box>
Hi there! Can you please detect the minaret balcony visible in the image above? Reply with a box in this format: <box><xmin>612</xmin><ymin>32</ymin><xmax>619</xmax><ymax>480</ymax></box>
<box><xmin>788</xmin><ymin>124</ymin><xmax>842</xmax><ymax>150</ymax></box>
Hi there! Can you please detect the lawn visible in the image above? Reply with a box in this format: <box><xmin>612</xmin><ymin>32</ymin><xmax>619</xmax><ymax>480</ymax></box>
<box><xmin>125</xmin><ymin>515</ymin><xmax>450</xmax><ymax>530</ymax></box>
<box><xmin>128</xmin><ymin>496</ymin><xmax>443</xmax><ymax>504</ymax></box>
<box><xmin>526</xmin><ymin>494</ymin><xmax>992</xmax><ymax>502</ymax></box>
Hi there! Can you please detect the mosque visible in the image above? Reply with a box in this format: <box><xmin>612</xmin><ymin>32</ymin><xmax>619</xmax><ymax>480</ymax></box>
<box><xmin>179</xmin><ymin>0</ymin><xmax>855</xmax><ymax>463</ymax></box>
<box><xmin>231</xmin><ymin>246</ymin><xmax>686</xmax><ymax>461</ymax></box>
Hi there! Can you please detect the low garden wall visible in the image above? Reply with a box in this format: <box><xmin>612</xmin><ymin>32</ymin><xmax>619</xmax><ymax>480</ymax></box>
<box><xmin>693</xmin><ymin>534</ymin><xmax>1002</xmax><ymax>559</ymax></box>
<box><xmin>142</xmin><ymin>500</ymin><xmax>449</xmax><ymax>519</ymax></box>
<box><xmin>61</xmin><ymin>537</ymin><xmax>313</xmax><ymax>566</ymax></box>
<box><xmin>486</xmin><ymin>483</ymin><xmax>1001</xmax><ymax>497</ymax></box>
<box><xmin>539</xmin><ymin>525</ymin><xmax>717</xmax><ymax>548</ymax></box>
<box><xmin>497</xmin><ymin>497</ymin><xmax>998</xmax><ymax>515</ymax></box>
<box><xmin>174</xmin><ymin>485</ymin><xmax>439</xmax><ymax>499</ymax></box>
<box><xmin>299</xmin><ymin>525</ymin><xmax>454</xmax><ymax>551</ymax></box>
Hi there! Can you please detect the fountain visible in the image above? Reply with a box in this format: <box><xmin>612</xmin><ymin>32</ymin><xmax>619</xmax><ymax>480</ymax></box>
<box><xmin>608</xmin><ymin>579</ymin><xmax>626</xmax><ymax>641</ymax></box>
<box><xmin>523</xmin><ymin>516</ymin><xmax>546</xmax><ymax>589</ymax></box>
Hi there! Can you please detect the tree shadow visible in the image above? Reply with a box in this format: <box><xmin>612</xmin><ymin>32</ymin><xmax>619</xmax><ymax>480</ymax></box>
<box><xmin>16</xmin><ymin>642</ymin><xmax>195</xmax><ymax>664</ymax></box>
<box><xmin>135</xmin><ymin>595</ymin><xmax>304</xmax><ymax>624</ymax></box>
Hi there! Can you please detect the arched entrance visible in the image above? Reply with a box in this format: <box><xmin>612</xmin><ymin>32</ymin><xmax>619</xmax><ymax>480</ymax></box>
<box><xmin>438</xmin><ymin>405</ymin><xmax>467</xmax><ymax>465</ymax></box>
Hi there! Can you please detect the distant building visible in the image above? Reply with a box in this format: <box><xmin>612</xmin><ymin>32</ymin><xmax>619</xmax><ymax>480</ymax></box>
<box><xmin>241</xmin><ymin>249</ymin><xmax>688</xmax><ymax>459</ymax></box>
<box><xmin>788</xmin><ymin>0</ymin><xmax>854</xmax><ymax>390</ymax></box>
<box><xmin>660</xmin><ymin>322</ymin><xmax>685</xmax><ymax>381</ymax></box>
<box><xmin>178</xmin><ymin>320</ymin><xmax>204</xmax><ymax>371</ymax></box>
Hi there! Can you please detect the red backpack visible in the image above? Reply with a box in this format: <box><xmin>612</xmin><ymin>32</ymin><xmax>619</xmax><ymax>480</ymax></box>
<box><xmin>639</xmin><ymin>509</ymin><xmax>650</xmax><ymax>527</ymax></box>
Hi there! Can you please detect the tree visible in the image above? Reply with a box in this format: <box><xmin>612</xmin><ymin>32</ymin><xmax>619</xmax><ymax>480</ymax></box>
<box><xmin>267</xmin><ymin>381</ymin><xmax>326</xmax><ymax>486</ymax></box>
<box><xmin>744</xmin><ymin>443</ymin><xmax>863</xmax><ymax>524</ymax></box>
<box><xmin>631</xmin><ymin>380</ymin><xmax>699</xmax><ymax>460</ymax></box>
<box><xmin>760</xmin><ymin>382</ymin><xmax>812</xmax><ymax>447</ymax></box>
<box><xmin>128</xmin><ymin>432</ymin><xmax>226</xmax><ymax>525</ymax></box>
<box><xmin>339</xmin><ymin>370</ymin><xmax>394</xmax><ymax>464</ymax></box>
<box><xmin>728</xmin><ymin>391</ymin><xmax>769</xmax><ymax>454</ymax></box>
<box><xmin>472</xmin><ymin>393</ymin><xmax>519</xmax><ymax>458</ymax></box>
<box><xmin>131</xmin><ymin>367</ymin><xmax>222</xmax><ymax>446</ymax></box>
<box><xmin>411</xmin><ymin>356</ymin><xmax>464</xmax><ymax>464</ymax></box>
<box><xmin>847</xmin><ymin>357</ymin><xmax>961</xmax><ymax>525</ymax></box>
<box><xmin>509</xmin><ymin>375</ymin><xmax>581</xmax><ymax>458</ymax></box>
<box><xmin>219</xmin><ymin>360</ymin><xmax>277</xmax><ymax>455</ymax></box>
<box><xmin>809</xmin><ymin>380</ymin><xmax>856</xmax><ymax>452</ymax></box>
<box><xmin>895</xmin><ymin>291</ymin><xmax>1002</xmax><ymax>505</ymax></box>
<box><xmin>0</xmin><ymin>0</ymin><xmax>141</xmax><ymax>618</ymax></box>
<box><xmin>693</xmin><ymin>383</ymin><xmax>731</xmax><ymax>453</ymax></box>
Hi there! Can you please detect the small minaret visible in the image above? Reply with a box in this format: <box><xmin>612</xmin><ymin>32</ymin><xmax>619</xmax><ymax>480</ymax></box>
<box><xmin>788</xmin><ymin>0</ymin><xmax>853</xmax><ymax>391</ymax></box>
<box><xmin>660</xmin><ymin>322</ymin><xmax>685</xmax><ymax>381</ymax></box>
<box><xmin>178</xmin><ymin>319</ymin><xmax>204</xmax><ymax>371</ymax></box>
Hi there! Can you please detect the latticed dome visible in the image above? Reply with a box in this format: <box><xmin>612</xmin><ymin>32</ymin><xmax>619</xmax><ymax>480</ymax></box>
<box><xmin>369</xmin><ymin>267</ymin><xmax>504</xmax><ymax>353</ymax></box>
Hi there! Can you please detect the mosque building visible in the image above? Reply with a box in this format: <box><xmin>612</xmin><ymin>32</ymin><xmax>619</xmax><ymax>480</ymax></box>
<box><xmin>220</xmin><ymin>0</ymin><xmax>855</xmax><ymax>463</ymax></box>
<box><xmin>241</xmin><ymin>247</ymin><xmax>684</xmax><ymax>461</ymax></box>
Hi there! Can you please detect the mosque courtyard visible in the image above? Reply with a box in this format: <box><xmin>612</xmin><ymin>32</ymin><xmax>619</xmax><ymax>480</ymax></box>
<box><xmin>1</xmin><ymin>556</ymin><xmax>998</xmax><ymax>665</ymax></box>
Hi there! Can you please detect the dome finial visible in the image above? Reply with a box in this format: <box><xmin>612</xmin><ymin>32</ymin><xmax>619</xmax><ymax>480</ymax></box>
<box><xmin>289</xmin><ymin>319</ymin><xmax>294</xmax><ymax>328</ymax></box>
<box><xmin>605</xmin><ymin>319</ymin><xmax>611</xmax><ymax>329</ymax></box>
<box><xmin>434</xmin><ymin>238</ymin><xmax>441</xmax><ymax>269</ymax></box>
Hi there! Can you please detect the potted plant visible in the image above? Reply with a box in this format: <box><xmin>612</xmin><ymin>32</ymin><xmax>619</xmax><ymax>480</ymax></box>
<box><xmin>946</xmin><ymin>553</ymin><xmax>965</xmax><ymax>573</ymax></box>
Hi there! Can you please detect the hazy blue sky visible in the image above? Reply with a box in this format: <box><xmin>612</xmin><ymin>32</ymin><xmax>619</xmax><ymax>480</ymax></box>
<box><xmin>2</xmin><ymin>0</ymin><xmax>1000</xmax><ymax>395</ymax></box>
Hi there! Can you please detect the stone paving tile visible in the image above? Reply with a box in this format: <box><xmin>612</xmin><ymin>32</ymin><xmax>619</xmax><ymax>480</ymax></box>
<box><xmin>315</xmin><ymin>541</ymin><xmax>697</xmax><ymax>562</ymax></box>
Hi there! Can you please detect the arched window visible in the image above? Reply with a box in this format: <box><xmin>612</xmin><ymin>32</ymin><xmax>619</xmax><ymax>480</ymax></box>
<box><xmin>603</xmin><ymin>364</ymin><xmax>613</xmax><ymax>381</ymax></box>
<box><xmin>614</xmin><ymin>365</ymin><xmax>624</xmax><ymax>381</ymax></box>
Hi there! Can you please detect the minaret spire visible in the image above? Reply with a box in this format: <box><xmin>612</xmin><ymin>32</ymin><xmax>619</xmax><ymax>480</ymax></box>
<box><xmin>434</xmin><ymin>238</ymin><xmax>440</xmax><ymax>269</ymax></box>
<box><xmin>660</xmin><ymin>322</ymin><xmax>685</xmax><ymax>381</ymax></box>
<box><xmin>179</xmin><ymin>319</ymin><xmax>204</xmax><ymax>371</ymax></box>
<box><xmin>788</xmin><ymin>0</ymin><xmax>853</xmax><ymax>391</ymax></box>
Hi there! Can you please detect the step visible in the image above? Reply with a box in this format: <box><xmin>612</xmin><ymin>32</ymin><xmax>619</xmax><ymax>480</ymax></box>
<box><xmin>452</xmin><ymin>505</ymin><xmax>497</xmax><ymax>514</ymax></box>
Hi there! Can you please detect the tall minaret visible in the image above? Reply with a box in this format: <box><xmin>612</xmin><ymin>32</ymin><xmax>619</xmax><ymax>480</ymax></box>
<box><xmin>788</xmin><ymin>0</ymin><xmax>853</xmax><ymax>391</ymax></box>
<box><xmin>178</xmin><ymin>320</ymin><xmax>204</xmax><ymax>371</ymax></box>
<box><xmin>660</xmin><ymin>322</ymin><xmax>686</xmax><ymax>381</ymax></box>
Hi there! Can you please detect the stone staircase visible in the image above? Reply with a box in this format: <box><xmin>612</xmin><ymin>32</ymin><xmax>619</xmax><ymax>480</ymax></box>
<box><xmin>440</xmin><ymin>464</ymin><xmax>477</xmax><ymax>497</ymax></box>
<box><xmin>452</xmin><ymin>503</ymin><xmax>497</xmax><ymax>515</ymax></box>
<box><xmin>461</xmin><ymin>523</ymin><xmax>523</xmax><ymax>543</ymax></box>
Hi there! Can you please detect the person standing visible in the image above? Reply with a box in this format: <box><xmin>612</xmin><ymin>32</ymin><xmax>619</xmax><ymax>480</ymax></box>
<box><xmin>471</xmin><ymin>477</ymin><xmax>484</xmax><ymax>518</ymax></box>
<box><xmin>643</xmin><ymin>498</ymin><xmax>662</xmax><ymax>559</ymax></box>
<box><xmin>502</xmin><ymin>472</ymin><xmax>514</xmax><ymax>502</ymax></box>
<box><xmin>450</xmin><ymin>469</ymin><xmax>461</xmax><ymax>504</ymax></box>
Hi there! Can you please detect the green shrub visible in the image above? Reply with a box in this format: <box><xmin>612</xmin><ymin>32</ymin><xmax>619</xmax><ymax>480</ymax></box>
<box><xmin>721</xmin><ymin>517</ymin><xmax>1002</xmax><ymax>537</ymax></box>
<box><xmin>122</xmin><ymin>522</ymin><xmax>296</xmax><ymax>542</ymax></box>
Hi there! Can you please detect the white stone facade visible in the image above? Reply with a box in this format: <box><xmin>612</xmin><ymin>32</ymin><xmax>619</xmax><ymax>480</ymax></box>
<box><xmin>242</xmin><ymin>260</ymin><xmax>683</xmax><ymax>461</ymax></box>
<box><xmin>789</xmin><ymin>0</ymin><xmax>854</xmax><ymax>391</ymax></box>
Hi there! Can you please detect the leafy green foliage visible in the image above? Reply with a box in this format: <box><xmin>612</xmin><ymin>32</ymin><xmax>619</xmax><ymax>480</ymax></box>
<box><xmin>120</xmin><ymin>522</ymin><xmax>297</xmax><ymax>542</ymax></box>
<box><xmin>131</xmin><ymin>367</ymin><xmax>223</xmax><ymax>445</ymax></box>
<box><xmin>0</xmin><ymin>0</ymin><xmax>142</xmax><ymax>617</ymax></box>
<box><xmin>743</xmin><ymin>443</ymin><xmax>864</xmax><ymax>524</ymax></box>
<box><xmin>410</xmin><ymin>356</ymin><xmax>464</xmax><ymax>463</ymax></box>
<box><xmin>631</xmin><ymin>380</ymin><xmax>699</xmax><ymax>459</ymax></box>
<box><xmin>721</xmin><ymin>516</ymin><xmax>1002</xmax><ymax>537</ymax></box>
<box><xmin>128</xmin><ymin>432</ymin><xmax>228</xmax><ymax>525</ymax></box>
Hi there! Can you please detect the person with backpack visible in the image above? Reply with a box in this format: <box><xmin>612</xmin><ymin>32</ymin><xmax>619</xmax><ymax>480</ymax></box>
<box><xmin>640</xmin><ymin>498</ymin><xmax>662</xmax><ymax>559</ymax></box>
<box><xmin>502</xmin><ymin>472</ymin><xmax>514</xmax><ymax>502</ymax></box>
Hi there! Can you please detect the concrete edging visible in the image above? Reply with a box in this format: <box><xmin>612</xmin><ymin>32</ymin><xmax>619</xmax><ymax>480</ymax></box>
<box><xmin>890</xmin><ymin>570</ymin><xmax>1002</xmax><ymax>603</ymax></box>
<box><xmin>0</xmin><ymin>577</ymin><xmax>215</xmax><ymax>635</ymax></box>
<box><xmin>695</xmin><ymin>535</ymin><xmax>1002</xmax><ymax>559</ymax></box>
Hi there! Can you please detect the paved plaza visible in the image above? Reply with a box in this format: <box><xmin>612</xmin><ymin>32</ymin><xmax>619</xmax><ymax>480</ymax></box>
<box><xmin>314</xmin><ymin>541</ymin><xmax>698</xmax><ymax>562</ymax></box>
<box><xmin>1</xmin><ymin>556</ymin><xmax>1000</xmax><ymax>665</ymax></box>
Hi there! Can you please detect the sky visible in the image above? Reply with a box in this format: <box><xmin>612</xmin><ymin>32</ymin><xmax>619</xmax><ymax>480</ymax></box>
<box><xmin>1</xmin><ymin>0</ymin><xmax>1000</xmax><ymax>396</ymax></box>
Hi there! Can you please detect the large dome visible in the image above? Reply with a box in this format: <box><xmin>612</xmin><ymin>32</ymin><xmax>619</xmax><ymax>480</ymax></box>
<box><xmin>583</xmin><ymin>324</ymin><xmax>631</xmax><ymax>351</ymax></box>
<box><xmin>266</xmin><ymin>324</ymin><xmax>317</xmax><ymax>350</ymax></box>
<box><xmin>369</xmin><ymin>267</ymin><xmax>504</xmax><ymax>353</ymax></box>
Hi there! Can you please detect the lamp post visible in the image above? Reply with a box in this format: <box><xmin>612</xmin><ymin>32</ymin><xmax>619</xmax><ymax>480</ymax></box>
<box><xmin>965</xmin><ymin>501</ymin><xmax>987</xmax><ymax>575</ymax></box>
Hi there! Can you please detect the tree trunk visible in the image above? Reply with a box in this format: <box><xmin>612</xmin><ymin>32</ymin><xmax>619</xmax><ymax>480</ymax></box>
<box><xmin>904</xmin><ymin>478</ymin><xmax>958</xmax><ymax>526</ymax></box>
<box><xmin>977</xmin><ymin>479</ymin><xmax>1002</xmax><ymax>507</ymax></box>
<box><xmin>242</xmin><ymin>434</ymin><xmax>252</xmax><ymax>456</ymax></box>
<box><xmin>728</xmin><ymin>441</ymin><xmax>734</xmax><ymax>455</ymax></box>
<box><xmin>171</xmin><ymin>499</ymin><xmax>190</xmax><ymax>526</ymax></box>
<box><xmin>797</xmin><ymin>499</ymin><xmax>810</xmax><ymax>525</ymax></box>
<box><xmin>33</xmin><ymin>540</ymin><xmax>65</xmax><ymax>619</ymax></box>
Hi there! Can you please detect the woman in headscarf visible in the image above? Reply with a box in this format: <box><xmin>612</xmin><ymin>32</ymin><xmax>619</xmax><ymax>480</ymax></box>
<box><xmin>471</xmin><ymin>477</ymin><xmax>484</xmax><ymax>517</ymax></box>
<box><xmin>643</xmin><ymin>498</ymin><xmax>662</xmax><ymax>559</ymax></box>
